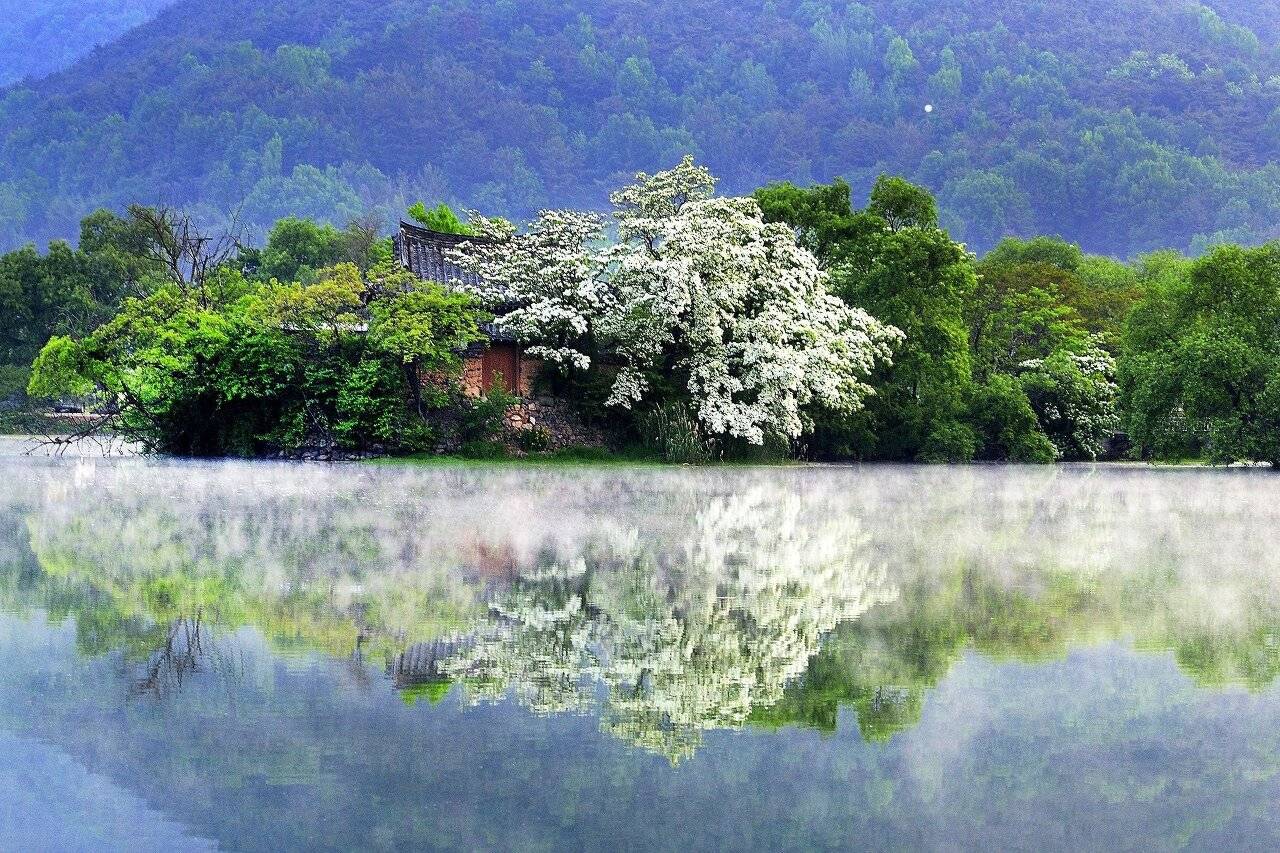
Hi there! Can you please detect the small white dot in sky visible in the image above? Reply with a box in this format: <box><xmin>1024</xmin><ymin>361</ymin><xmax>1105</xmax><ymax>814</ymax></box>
<box><xmin>924</xmin><ymin>104</ymin><xmax>934</xmax><ymax>113</ymax></box>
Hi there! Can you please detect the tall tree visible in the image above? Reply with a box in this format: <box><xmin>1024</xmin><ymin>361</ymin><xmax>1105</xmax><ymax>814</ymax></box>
<box><xmin>1119</xmin><ymin>242</ymin><xmax>1280</xmax><ymax>465</ymax></box>
<box><xmin>455</xmin><ymin>158</ymin><xmax>902</xmax><ymax>447</ymax></box>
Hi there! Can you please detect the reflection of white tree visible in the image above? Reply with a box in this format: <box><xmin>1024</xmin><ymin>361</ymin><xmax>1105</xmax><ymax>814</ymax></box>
<box><xmin>444</xmin><ymin>488</ymin><xmax>896</xmax><ymax>761</ymax></box>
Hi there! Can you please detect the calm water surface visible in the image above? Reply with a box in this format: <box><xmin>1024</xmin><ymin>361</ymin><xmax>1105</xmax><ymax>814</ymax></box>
<box><xmin>2</xmin><ymin>437</ymin><xmax>1280</xmax><ymax>851</ymax></box>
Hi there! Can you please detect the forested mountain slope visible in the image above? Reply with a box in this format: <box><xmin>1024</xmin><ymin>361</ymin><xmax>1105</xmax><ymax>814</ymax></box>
<box><xmin>2</xmin><ymin>0</ymin><xmax>1279</xmax><ymax>255</ymax></box>
<box><xmin>0</xmin><ymin>0</ymin><xmax>172</xmax><ymax>86</ymax></box>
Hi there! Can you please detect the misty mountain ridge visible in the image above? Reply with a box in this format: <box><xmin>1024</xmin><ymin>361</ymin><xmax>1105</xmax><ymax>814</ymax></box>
<box><xmin>1</xmin><ymin>0</ymin><xmax>1279</xmax><ymax>257</ymax></box>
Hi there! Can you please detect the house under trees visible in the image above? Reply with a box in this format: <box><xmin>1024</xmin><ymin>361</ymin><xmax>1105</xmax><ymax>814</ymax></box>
<box><xmin>394</xmin><ymin>220</ymin><xmax>540</xmax><ymax>398</ymax></box>
<box><xmin>394</xmin><ymin>221</ymin><xmax>604</xmax><ymax>449</ymax></box>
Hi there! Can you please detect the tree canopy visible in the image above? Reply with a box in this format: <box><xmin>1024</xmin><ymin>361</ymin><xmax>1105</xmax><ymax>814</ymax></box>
<box><xmin>757</xmin><ymin>178</ymin><xmax>1124</xmax><ymax>462</ymax></box>
<box><xmin>1120</xmin><ymin>242</ymin><xmax>1280</xmax><ymax>465</ymax></box>
<box><xmin>2</xmin><ymin>0</ymin><xmax>1279</xmax><ymax>256</ymax></box>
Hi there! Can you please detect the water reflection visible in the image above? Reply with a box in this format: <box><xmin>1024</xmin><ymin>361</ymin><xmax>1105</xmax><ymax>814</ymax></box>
<box><xmin>430</xmin><ymin>488</ymin><xmax>893</xmax><ymax>760</ymax></box>
<box><xmin>4</xmin><ymin>444</ymin><xmax>1280</xmax><ymax>847</ymax></box>
<box><xmin>5</xmin><ymin>449</ymin><xmax>1280</xmax><ymax>753</ymax></box>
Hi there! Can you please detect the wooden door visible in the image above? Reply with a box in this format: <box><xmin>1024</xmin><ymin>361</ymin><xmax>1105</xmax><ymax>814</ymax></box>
<box><xmin>481</xmin><ymin>344</ymin><xmax>519</xmax><ymax>394</ymax></box>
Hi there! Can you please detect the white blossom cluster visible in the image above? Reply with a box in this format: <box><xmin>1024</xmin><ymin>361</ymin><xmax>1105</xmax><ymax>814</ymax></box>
<box><xmin>440</xmin><ymin>486</ymin><xmax>897</xmax><ymax>761</ymax></box>
<box><xmin>1019</xmin><ymin>340</ymin><xmax>1121</xmax><ymax>460</ymax></box>
<box><xmin>450</xmin><ymin>157</ymin><xmax>901</xmax><ymax>444</ymax></box>
<box><xmin>453</xmin><ymin>209</ymin><xmax>610</xmax><ymax>370</ymax></box>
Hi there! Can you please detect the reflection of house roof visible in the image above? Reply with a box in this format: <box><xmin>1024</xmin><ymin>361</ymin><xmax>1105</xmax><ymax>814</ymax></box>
<box><xmin>394</xmin><ymin>221</ymin><xmax>516</xmax><ymax>345</ymax></box>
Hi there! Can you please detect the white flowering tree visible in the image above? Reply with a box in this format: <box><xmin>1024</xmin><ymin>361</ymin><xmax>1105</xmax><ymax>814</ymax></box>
<box><xmin>1019</xmin><ymin>340</ymin><xmax>1121</xmax><ymax>460</ymax></box>
<box><xmin>453</xmin><ymin>210</ymin><xmax>610</xmax><ymax>370</ymax></box>
<box><xmin>452</xmin><ymin>158</ymin><xmax>901</xmax><ymax>445</ymax></box>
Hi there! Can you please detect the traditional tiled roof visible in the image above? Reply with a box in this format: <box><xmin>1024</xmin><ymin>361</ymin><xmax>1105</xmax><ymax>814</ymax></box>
<box><xmin>394</xmin><ymin>221</ymin><xmax>516</xmax><ymax>345</ymax></box>
<box><xmin>393</xmin><ymin>220</ymin><xmax>487</xmax><ymax>289</ymax></box>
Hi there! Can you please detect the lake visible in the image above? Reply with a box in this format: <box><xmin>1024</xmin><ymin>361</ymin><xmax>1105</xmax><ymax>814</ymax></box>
<box><xmin>2</xmin><ymin>437</ymin><xmax>1279</xmax><ymax>851</ymax></box>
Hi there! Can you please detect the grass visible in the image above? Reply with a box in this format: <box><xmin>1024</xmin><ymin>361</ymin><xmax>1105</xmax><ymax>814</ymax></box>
<box><xmin>369</xmin><ymin>443</ymin><xmax>804</xmax><ymax>468</ymax></box>
<box><xmin>1143</xmin><ymin>456</ymin><xmax>1211</xmax><ymax>467</ymax></box>
<box><xmin>370</xmin><ymin>445</ymin><xmax>668</xmax><ymax>467</ymax></box>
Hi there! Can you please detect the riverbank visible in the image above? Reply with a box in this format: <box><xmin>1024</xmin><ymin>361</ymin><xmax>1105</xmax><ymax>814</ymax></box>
<box><xmin>4</xmin><ymin>433</ymin><xmax>1273</xmax><ymax>469</ymax></box>
<box><xmin>0</xmin><ymin>409</ymin><xmax>63</xmax><ymax>436</ymax></box>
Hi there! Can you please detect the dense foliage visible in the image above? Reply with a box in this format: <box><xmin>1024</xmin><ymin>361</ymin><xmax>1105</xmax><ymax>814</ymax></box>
<box><xmin>2</xmin><ymin>0</ymin><xmax>1280</xmax><ymax>256</ymax></box>
<box><xmin>1119</xmin><ymin>244</ymin><xmax>1280</xmax><ymax>465</ymax></box>
<box><xmin>22</xmin><ymin>209</ymin><xmax>485</xmax><ymax>455</ymax></box>
<box><xmin>757</xmin><ymin>177</ymin><xmax>1126</xmax><ymax>461</ymax></box>
<box><xmin>8</xmin><ymin>157</ymin><xmax>1280</xmax><ymax>466</ymax></box>
<box><xmin>0</xmin><ymin>209</ymin><xmax>170</xmax><ymax>408</ymax></box>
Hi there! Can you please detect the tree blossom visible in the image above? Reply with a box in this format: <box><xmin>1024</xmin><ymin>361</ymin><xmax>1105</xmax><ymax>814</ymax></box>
<box><xmin>440</xmin><ymin>485</ymin><xmax>896</xmax><ymax>761</ymax></box>
<box><xmin>452</xmin><ymin>157</ymin><xmax>901</xmax><ymax>444</ymax></box>
<box><xmin>1019</xmin><ymin>340</ymin><xmax>1120</xmax><ymax>460</ymax></box>
<box><xmin>451</xmin><ymin>209</ymin><xmax>609</xmax><ymax>370</ymax></box>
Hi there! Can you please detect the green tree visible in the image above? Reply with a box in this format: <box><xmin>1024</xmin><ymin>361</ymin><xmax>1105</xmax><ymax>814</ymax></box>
<box><xmin>28</xmin><ymin>245</ymin><xmax>483</xmax><ymax>457</ymax></box>
<box><xmin>407</xmin><ymin>202</ymin><xmax>474</xmax><ymax>235</ymax></box>
<box><xmin>754</xmin><ymin>178</ymin><xmax>861</xmax><ymax>263</ymax></box>
<box><xmin>868</xmin><ymin>174</ymin><xmax>938</xmax><ymax>230</ymax></box>
<box><xmin>884</xmin><ymin>36</ymin><xmax>919</xmax><ymax>79</ymax></box>
<box><xmin>981</xmin><ymin>237</ymin><xmax>1142</xmax><ymax>348</ymax></box>
<box><xmin>758</xmin><ymin>177</ymin><xmax>977</xmax><ymax>459</ymax></box>
<box><xmin>368</xmin><ymin>266</ymin><xmax>485</xmax><ymax>420</ymax></box>
<box><xmin>256</xmin><ymin>217</ymin><xmax>345</xmax><ymax>283</ymax></box>
<box><xmin>971</xmin><ymin>247</ymin><xmax>1122</xmax><ymax>460</ymax></box>
<box><xmin>828</xmin><ymin>179</ymin><xmax>977</xmax><ymax>460</ymax></box>
<box><xmin>941</xmin><ymin>171</ymin><xmax>1032</xmax><ymax>248</ymax></box>
<box><xmin>928</xmin><ymin>46</ymin><xmax>963</xmax><ymax>100</ymax></box>
<box><xmin>760</xmin><ymin>179</ymin><xmax>1122</xmax><ymax>462</ymax></box>
<box><xmin>1119</xmin><ymin>242</ymin><xmax>1280</xmax><ymax>465</ymax></box>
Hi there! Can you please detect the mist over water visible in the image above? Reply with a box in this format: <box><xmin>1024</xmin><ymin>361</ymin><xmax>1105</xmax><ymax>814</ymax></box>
<box><xmin>2</xmin><ymin>438</ymin><xmax>1280</xmax><ymax>849</ymax></box>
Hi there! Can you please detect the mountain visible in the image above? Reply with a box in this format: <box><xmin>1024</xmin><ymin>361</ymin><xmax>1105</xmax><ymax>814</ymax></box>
<box><xmin>0</xmin><ymin>0</ymin><xmax>172</xmax><ymax>86</ymax></box>
<box><xmin>1</xmin><ymin>0</ymin><xmax>1278</xmax><ymax>256</ymax></box>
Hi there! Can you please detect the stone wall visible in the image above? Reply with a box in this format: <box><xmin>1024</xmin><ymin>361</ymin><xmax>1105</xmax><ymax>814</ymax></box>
<box><xmin>420</xmin><ymin>356</ymin><xmax>606</xmax><ymax>452</ymax></box>
<box><xmin>502</xmin><ymin>395</ymin><xmax>608</xmax><ymax>451</ymax></box>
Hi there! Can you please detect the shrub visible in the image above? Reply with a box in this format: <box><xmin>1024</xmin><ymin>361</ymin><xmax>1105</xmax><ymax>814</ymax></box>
<box><xmin>969</xmin><ymin>376</ymin><xmax>1058</xmax><ymax>463</ymax></box>
<box><xmin>517</xmin><ymin>426</ymin><xmax>552</xmax><ymax>453</ymax></box>
<box><xmin>459</xmin><ymin>387</ymin><xmax>517</xmax><ymax>445</ymax></box>
<box><xmin>639</xmin><ymin>401</ymin><xmax>715</xmax><ymax>464</ymax></box>
<box><xmin>458</xmin><ymin>439</ymin><xmax>508</xmax><ymax>459</ymax></box>
<box><xmin>918</xmin><ymin>421</ymin><xmax>979</xmax><ymax>463</ymax></box>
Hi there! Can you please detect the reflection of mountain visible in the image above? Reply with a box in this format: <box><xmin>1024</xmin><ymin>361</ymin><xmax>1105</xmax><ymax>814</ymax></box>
<box><xmin>3</xmin><ymin>456</ymin><xmax>1280</xmax><ymax>759</ymax></box>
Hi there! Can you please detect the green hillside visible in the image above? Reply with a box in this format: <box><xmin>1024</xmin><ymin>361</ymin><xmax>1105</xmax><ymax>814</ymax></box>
<box><xmin>0</xmin><ymin>0</ymin><xmax>171</xmax><ymax>86</ymax></box>
<box><xmin>1</xmin><ymin>0</ymin><xmax>1278</xmax><ymax>255</ymax></box>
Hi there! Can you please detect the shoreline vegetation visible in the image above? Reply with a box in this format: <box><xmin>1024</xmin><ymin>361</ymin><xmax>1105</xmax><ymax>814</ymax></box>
<box><xmin>5</xmin><ymin>159</ymin><xmax>1280</xmax><ymax>468</ymax></box>
<box><xmin>0</xmin><ymin>434</ymin><xmax>1247</xmax><ymax>472</ymax></box>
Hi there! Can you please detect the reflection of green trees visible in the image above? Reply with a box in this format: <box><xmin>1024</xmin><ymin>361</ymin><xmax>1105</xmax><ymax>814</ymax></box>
<box><xmin>749</xmin><ymin>568</ymin><xmax>1107</xmax><ymax>741</ymax></box>
<box><xmin>1157</xmin><ymin>622</ymin><xmax>1280</xmax><ymax>690</ymax></box>
<box><xmin>1</xmin><ymin>463</ymin><xmax>494</xmax><ymax>665</ymax></box>
<box><xmin>11</xmin><ymin>540</ymin><xmax>478</xmax><ymax>665</ymax></box>
<box><xmin>6</xmin><ymin>457</ymin><xmax>1280</xmax><ymax>761</ymax></box>
<box><xmin>754</xmin><ymin>561</ymin><xmax>1280</xmax><ymax>741</ymax></box>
